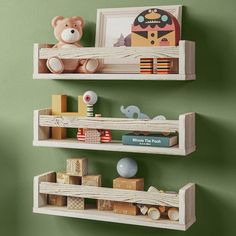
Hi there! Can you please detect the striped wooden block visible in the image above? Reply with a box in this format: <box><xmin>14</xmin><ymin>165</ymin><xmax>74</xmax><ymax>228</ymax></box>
<box><xmin>87</xmin><ymin>105</ymin><xmax>94</xmax><ymax>117</ymax></box>
<box><xmin>140</xmin><ymin>58</ymin><xmax>153</xmax><ymax>74</ymax></box>
<box><xmin>100</xmin><ymin>130</ymin><xmax>112</xmax><ymax>143</ymax></box>
<box><xmin>77</xmin><ymin>128</ymin><xmax>85</xmax><ymax>142</ymax></box>
<box><xmin>155</xmin><ymin>58</ymin><xmax>172</xmax><ymax>74</ymax></box>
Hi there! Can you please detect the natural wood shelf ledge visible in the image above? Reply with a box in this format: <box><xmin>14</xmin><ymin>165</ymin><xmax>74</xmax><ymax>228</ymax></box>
<box><xmin>33</xmin><ymin>109</ymin><xmax>196</xmax><ymax>156</ymax></box>
<box><xmin>33</xmin><ymin>172</ymin><xmax>196</xmax><ymax>230</ymax></box>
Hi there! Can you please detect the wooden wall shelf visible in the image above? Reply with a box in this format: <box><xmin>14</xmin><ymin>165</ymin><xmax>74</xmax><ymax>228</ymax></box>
<box><xmin>34</xmin><ymin>172</ymin><xmax>196</xmax><ymax>231</ymax></box>
<box><xmin>33</xmin><ymin>40</ymin><xmax>195</xmax><ymax>80</ymax></box>
<box><xmin>33</xmin><ymin>109</ymin><xmax>196</xmax><ymax>156</ymax></box>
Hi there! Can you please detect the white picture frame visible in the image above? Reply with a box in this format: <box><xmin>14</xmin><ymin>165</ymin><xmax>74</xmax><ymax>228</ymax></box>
<box><xmin>95</xmin><ymin>5</ymin><xmax>182</xmax><ymax>73</ymax></box>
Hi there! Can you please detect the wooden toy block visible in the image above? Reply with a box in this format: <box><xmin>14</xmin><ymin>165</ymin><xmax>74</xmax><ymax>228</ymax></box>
<box><xmin>113</xmin><ymin>177</ymin><xmax>144</xmax><ymax>191</ymax></box>
<box><xmin>60</xmin><ymin>112</ymin><xmax>80</xmax><ymax>116</ymax></box>
<box><xmin>48</xmin><ymin>194</ymin><xmax>67</xmax><ymax>206</ymax></box>
<box><xmin>56</xmin><ymin>172</ymin><xmax>81</xmax><ymax>185</ymax></box>
<box><xmin>52</xmin><ymin>95</ymin><xmax>67</xmax><ymax>139</ymax></box>
<box><xmin>154</xmin><ymin>58</ymin><xmax>179</xmax><ymax>74</ymax></box>
<box><xmin>140</xmin><ymin>58</ymin><xmax>153</xmax><ymax>74</ymax></box>
<box><xmin>52</xmin><ymin>95</ymin><xmax>67</xmax><ymax>115</ymax></box>
<box><xmin>82</xmin><ymin>175</ymin><xmax>101</xmax><ymax>187</ymax></box>
<box><xmin>84</xmin><ymin>129</ymin><xmax>101</xmax><ymax>144</ymax></box>
<box><xmin>66</xmin><ymin>158</ymin><xmax>88</xmax><ymax>177</ymax></box>
<box><xmin>77</xmin><ymin>128</ymin><xmax>85</xmax><ymax>142</ymax></box>
<box><xmin>97</xmin><ymin>200</ymin><xmax>113</xmax><ymax>211</ymax></box>
<box><xmin>113</xmin><ymin>202</ymin><xmax>138</xmax><ymax>216</ymax></box>
<box><xmin>78</xmin><ymin>96</ymin><xmax>87</xmax><ymax>116</ymax></box>
<box><xmin>67</xmin><ymin>197</ymin><xmax>85</xmax><ymax>210</ymax></box>
<box><xmin>100</xmin><ymin>130</ymin><xmax>112</xmax><ymax>143</ymax></box>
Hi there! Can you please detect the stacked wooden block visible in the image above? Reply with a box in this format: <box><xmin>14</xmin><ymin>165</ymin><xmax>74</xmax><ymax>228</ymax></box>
<box><xmin>113</xmin><ymin>177</ymin><xmax>144</xmax><ymax>216</ymax></box>
<box><xmin>48</xmin><ymin>158</ymin><xmax>113</xmax><ymax>211</ymax></box>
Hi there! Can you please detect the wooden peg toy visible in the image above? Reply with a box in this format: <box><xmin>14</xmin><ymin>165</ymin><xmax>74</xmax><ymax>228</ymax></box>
<box><xmin>83</xmin><ymin>91</ymin><xmax>98</xmax><ymax>117</ymax></box>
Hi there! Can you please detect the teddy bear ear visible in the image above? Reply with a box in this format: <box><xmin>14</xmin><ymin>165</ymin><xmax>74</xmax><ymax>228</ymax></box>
<box><xmin>51</xmin><ymin>16</ymin><xmax>64</xmax><ymax>28</ymax></box>
<box><xmin>72</xmin><ymin>16</ymin><xmax>85</xmax><ymax>28</ymax></box>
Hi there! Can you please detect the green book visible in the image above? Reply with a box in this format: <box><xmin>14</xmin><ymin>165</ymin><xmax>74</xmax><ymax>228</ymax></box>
<box><xmin>122</xmin><ymin>133</ymin><xmax>178</xmax><ymax>147</ymax></box>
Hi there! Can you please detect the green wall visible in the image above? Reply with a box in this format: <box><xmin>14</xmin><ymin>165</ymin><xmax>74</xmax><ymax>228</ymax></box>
<box><xmin>0</xmin><ymin>0</ymin><xmax>235</xmax><ymax>235</ymax></box>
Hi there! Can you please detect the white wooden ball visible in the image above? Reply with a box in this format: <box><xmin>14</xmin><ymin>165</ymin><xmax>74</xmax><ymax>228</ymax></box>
<box><xmin>116</xmin><ymin>157</ymin><xmax>138</xmax><ymax>178</ymax></box>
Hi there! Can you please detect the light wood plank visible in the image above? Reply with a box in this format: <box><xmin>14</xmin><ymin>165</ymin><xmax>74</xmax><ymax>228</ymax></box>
<box><xmin>33</xmin><ymin>109</ymin><xmax>51</xmax><ymax>141</ymax></box>
<box><xmin>33</xmin><ymin>139</ymin><xmax>188</xmax><ymax>156</ymax></box>
<box><xmin>179</xmin><ymin>183</ymin><xmax>196</xmax><ymax>225</ymax></box>
<box><xmin>33</xmin><ymin>172</ymin><xmax>55</xmax><ymax>208</ymax></box>
<box><xmin>39</xmin><ymin>46</ymin><xmax>180</xmax><ymax>60</ymax></box>
<box><xmin>33</xmin><ymin>73</ymin><xmax>196</xmax><ymax>80</ymax></box>
<box><xmin>39</xmin><ymin>115</ymin><xmax>179</xmax><ymax>133</ymax></box>
<box><xmin>40</xmin><ymin>182</ymin><xmax>179</xmax><ymax>207</ymax></box>
<box><xmin>179</xmin><ymin>113</ymin><xmax>195</xmax><ymax>151</ymax></box>
<box><xmin>33</xmin><ymin>206</ymin><xmax>187</xmax><ymax>230</ymax></box>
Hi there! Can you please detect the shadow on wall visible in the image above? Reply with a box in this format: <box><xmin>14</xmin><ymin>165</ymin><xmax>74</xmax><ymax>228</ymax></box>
<box><xmin>183</xmin><ymin>7</ymin><xmax>234</xmax><ymax>91</ymax></box>
<box><xmin>0</xmin><ymin>120</ymin><xmax>18</xmax><ymax>236</ymax></box>
<box><xmin>196</xmin><ymin>113</ymin><xmax>236</xmax><ymax>166</ymax></box>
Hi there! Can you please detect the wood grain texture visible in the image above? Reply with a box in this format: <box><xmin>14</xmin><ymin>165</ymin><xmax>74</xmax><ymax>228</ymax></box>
<box><xmin>33</xmin><ymin>206</ymin><xmax>188</xmax><ymax>230</ymax></box>
<box><xmin>39</xmin><ymin>182</ymin><xmax>179</xmax><ymax>207</ymax></box>
<box><xmin>179</xmin><ymin>183</ymin><xmax>196</xmax><ymax>225</ymax></box>
<box><xmin>33</xmin><ymin>109</ymin><xmax>196</xmax><ymax>156</ymax></box>
<box><xmin>34</xmin><ymin>172</ymin><xmax>195</xmax><ymax>230</ymax></box>
<box><xmin>178</xmin><ymin>113</ymin><xmax>196</xmax><ymax>152</ymax></box>
<box><xmin>39</xmin><ymin>46</ymin><xmax>180</xmax><ymax>60</ymax></box>
<box><xmin>33</xmin><ymin>172</ymin><xmax>55</xmax><ymax>208</ymax></box>
<box><xmin>179</xmin><ymin>41</ymin><xmax>195</xmax><ymax>75</ymax></box>
<box><xmin>33</xmin><ymin>139</ymin><xmax>186</xmax><ymax>155</ymax></box>
<box><xmin>33</xmin><ymin>109</ymin><xmax>51</xmax><ymax>141</ymax></box>
<box><xmin>39</xmin><ymin>115</ymin><xmax>179</xmax><ymax>133</ymax></box>
<box><xmin>33</xmin><ymin>73</ymin><xmax>196</xmax><ymax>81</ymax></box>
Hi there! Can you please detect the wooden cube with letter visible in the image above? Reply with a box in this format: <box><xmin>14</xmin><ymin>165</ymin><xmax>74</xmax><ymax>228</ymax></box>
<box><xmin>48</xmin><ymin>194</ymin><xmax>67</xmax><ymax>206</ymax></box>
<box><xmin>66</xmin><ymin>158</ymin><xmax>88</xmax><ymax>177</ymax></box>
<box><xmin>56</xmin><ymin>172</ymin><xmax>81</xmax><ymax>185</ymax></box>
<box><xmin>82</xmin><ymin>175</ymin><xmax>101</xmax><ymax>187</ymax></box>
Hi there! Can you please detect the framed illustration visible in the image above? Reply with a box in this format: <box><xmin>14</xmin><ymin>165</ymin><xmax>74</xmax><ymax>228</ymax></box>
<box><xmin>95</xmin><ymin>5</ymin><xmax>182</xmax><ymax>73</ymax></box>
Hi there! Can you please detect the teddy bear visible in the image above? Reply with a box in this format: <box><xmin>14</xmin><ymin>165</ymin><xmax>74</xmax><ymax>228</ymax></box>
<box><xmin>47</xmin><ymin>16</ymin><xmax>100</xmax><ymax>74</ymax></box>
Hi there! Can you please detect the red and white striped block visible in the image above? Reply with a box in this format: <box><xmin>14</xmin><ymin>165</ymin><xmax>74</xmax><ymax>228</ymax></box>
<box><xmin>77</xmin><ymin>128</ymin><xmax>85</xmax><ymax>142</ymax></box>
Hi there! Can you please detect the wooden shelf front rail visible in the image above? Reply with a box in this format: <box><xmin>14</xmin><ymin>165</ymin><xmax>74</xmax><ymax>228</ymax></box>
<box><xmin>33</xmin><ymin>41</ymin><xmax>195</xmax><ymax>80</ymax></box>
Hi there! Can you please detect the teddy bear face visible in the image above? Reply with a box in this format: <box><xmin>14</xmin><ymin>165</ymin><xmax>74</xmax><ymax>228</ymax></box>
<box><xmin>52</xmin><ymin>16</ymin><xmax>84</xmax><ymax>44</ymax></box>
